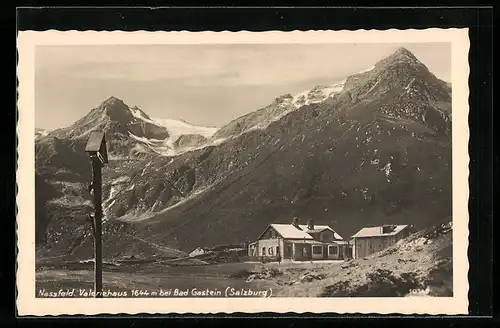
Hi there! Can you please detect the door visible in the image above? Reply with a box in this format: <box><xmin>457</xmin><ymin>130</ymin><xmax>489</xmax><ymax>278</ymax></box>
<box><xmin>286</xmin><ymin>244</ymin><xmax>293</xmax><ymax>259</ymax></box>
<box><xmin>304</xmin><ymin>245</ymin><xmax>312</xmax><ymax>260</ymax></box>
<box><xmin>346</xmin><ymin>246</ymin><xmax>352</xmax><ymax>259</ymax></box>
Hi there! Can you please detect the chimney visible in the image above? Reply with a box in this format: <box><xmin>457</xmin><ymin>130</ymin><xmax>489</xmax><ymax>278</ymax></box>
<box><xmin>382</xmin><ymin>225</ymin><xmax>396</xmax><ymax>234</ymax></box>
<box><xmin>307</xmin><ymin>219</ymin><xmax>314</xmax><ymax>230</ymax></box>
<box><xmin>292</xmin><ymin>217</ymin><xmax>300</xmax><ymax>228</ymax></box>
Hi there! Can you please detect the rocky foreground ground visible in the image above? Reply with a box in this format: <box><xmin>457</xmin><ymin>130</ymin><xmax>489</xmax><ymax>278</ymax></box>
<box><xmin>230</xmin><ymin>221</ymin><xmax>453</xmax><ymax>297</ymax></box>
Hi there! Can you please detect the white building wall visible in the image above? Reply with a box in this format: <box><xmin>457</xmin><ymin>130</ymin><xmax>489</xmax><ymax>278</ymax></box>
<box><xmin>255</xmin><ymin>239</ymin><xmax>281</xmax><ymax>256</ymax></box>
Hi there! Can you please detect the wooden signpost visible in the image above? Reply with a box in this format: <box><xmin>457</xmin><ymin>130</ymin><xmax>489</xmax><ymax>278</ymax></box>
<box><xmin>85</xmin><ymin>131</ymin><xmax>108</xmax><ymax>298</ymax></box>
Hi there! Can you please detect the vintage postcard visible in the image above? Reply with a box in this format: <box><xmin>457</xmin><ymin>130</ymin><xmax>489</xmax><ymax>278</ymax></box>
<box><xmin>17</xmin><ymin>28</ymin><xmax>470</xmax><ymax>315</ymax></box>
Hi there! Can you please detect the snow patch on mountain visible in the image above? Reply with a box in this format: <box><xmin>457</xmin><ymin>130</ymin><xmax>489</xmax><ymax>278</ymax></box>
<box><xmin>127</xmin><ymin>105</ymin><xmax>217</xmax><ymax>139</ymax></box>
<box><xmin>152</xmin><ymin>118</ymin><xmax>218</xmax><ymax>139</ymax></box>
<box><xmin>123</xmin><ymin>105</ymin><xmax>219</xmax><ymax>156</ymax></box>
<box><xmin>103</xmin><ymin>176</ymin><xmax>132</xmax><ymax>216</ymax></box>
<box><xmin>35</xmin><ymin>128</ymin><xmax>51</xmax><ymax>139</ymax></box>
<box><xmin>211</xmin><ymin>138</ymin><xmax>228</xmax><ymax>146</ymax></box>
<box><xmin>292</xmin><ymin>82</ymin><xmax>345</xmax><ymax>108</ymax></box>
<box><xmin>129</xmin><ymin>106</ymin><xmax>150</xmax><ymax>122</ymax></box>
<box><xmin>129</xmin><ymin>132</ymin><xmax>154</xmax><ymax>145</ymax></box>
<box><xmin>128</xmin><ymin>131</ymin><xmax>215</xmax><ymax>157</ymax></box>
<box><xmin>290</xmin><ymin>66</ymin><xmax>375</xmax><ymax>108</ymax></box>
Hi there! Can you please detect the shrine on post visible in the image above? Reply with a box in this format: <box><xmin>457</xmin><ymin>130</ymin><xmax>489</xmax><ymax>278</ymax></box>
<box><xmin>85</xmin><ymin>130</ymin><xmax>108</xmax><ymax>166</ymax></box>
<box><xmin>84</xmin><ymin>130</ymin><xmax>108</xmax><ymax>298</ymax></box>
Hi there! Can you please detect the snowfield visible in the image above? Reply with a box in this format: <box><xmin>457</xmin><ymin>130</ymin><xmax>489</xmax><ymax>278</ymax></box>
<box><xmin>292</xmin><ymin>82</ymin><xmax>346</xmax><ymax>108</ymax></box>
<box><xmin>128</xmin><ymin>105</ymin><xmax>217</xmax><ymax>139</ymax></box>
<box><xmin>291</xmin><ymin>66</ymin><xmax>374</xmax><ymax>108</ymax></box>
<box><xmin>126</xmin><ymin>106</ymin><xmax>219</xmax><ymax>156</ymax></box>
<box><xmin>151</xmin><ymin>118</ymin><xmax>218</xmax><ymax>139</ymax></box>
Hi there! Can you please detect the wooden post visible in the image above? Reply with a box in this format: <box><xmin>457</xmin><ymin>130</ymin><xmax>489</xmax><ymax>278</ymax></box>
<box><xmin>85</xmin><ymin>130</ymin><xmax>108</xmax><ymax>298</ymax></box>
<box><xmin>91</xmin><ymin>157</ymin><xmax>103</xmax><ymax>298</ymax></box>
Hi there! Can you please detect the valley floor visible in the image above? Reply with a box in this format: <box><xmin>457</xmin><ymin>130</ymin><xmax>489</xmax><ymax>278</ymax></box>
<box><xmin>36</xmin><ymin>262</ymin><xmax>275</xmax><ymax>298</ymax></box>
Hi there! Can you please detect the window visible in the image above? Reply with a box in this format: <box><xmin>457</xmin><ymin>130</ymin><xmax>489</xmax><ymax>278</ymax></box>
<box><xmin>276</xmin><ymin>246</ymin><xmax>280</xmax><ymax>255</ymax></box>
<box><xmin>312</xmin><ymin>246</ymin><xmax>323</xmax><ymax>255</ymax></box>
<box><xmin>262</xmin><ymin>247</ymin><xmax>266</xmax><ymax>255</ymax></box>
<box><xmin>271</xmin><ymin>230</ymin><xmax>276</xmax><ymax>239</ymax></box>
<box><xmin>269</xmin><ymin>247</ymin><xmax>273</xmax><ymax>255</ymax></box>
<box><xmin>329</xmin><ymin>245</ymin><xmax>338</xmax><ymax>255</ymax></box>
<box><xmin>321</xmin><ymin>231</ymin><xmax>333</xmax><ymax>242</ymax></box>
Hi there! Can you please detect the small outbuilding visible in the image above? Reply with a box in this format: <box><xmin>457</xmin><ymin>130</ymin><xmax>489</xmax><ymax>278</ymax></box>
<box><xmin>189</xmin><ymin>247</ymin><xmax>207</xmax><ymax>257</ymax></box>
<box><xmin>351</xmin><ymin>224</ymin><xmax>411</xmax><ymax>259</ymax></box>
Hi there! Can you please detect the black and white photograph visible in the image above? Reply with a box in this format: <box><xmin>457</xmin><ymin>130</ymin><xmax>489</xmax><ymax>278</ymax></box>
<box><xmin>17</xmin><ymin>29</ymin><xmax>470</xmax><ymax>315</ymax></box>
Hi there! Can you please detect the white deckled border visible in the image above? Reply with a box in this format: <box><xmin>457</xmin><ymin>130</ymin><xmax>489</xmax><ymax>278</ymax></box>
<box><xmin>17</xmin><ymin>28</ymin><xmax>470</xmax><ymax>316</ymax></box>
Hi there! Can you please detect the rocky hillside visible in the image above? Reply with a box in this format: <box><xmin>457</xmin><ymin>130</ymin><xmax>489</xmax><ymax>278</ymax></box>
<box><xmin>35</xmin><ymin>47</ymin><xmax>452</xmax><ymax>261</ymax></box>
<box><xmin>210</xmin><ymin>81</ymin><xmax>346</xmax><ymax>141</ymax></box>
<box><xmin>34</xmin><ymin>98</ymin><xmax>217</xmax><ymax>256</ymax></box>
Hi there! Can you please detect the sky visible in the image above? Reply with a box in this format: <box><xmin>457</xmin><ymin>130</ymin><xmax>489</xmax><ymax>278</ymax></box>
<box><xmin>35</xmin><ymin>43</ymin><xmax>450</xmax><ymax>130</ymax></box>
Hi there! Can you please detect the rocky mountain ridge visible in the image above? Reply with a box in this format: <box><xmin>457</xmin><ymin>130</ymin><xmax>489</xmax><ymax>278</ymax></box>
<box><xmin>35</xmin><ymin>47</ymin><xmax>452</xmax><ymax>261</ymax></box>
<box><xmin>42</xmin><ymin>96</ymin><xmax>218</xmax><ymax>159</ymax></box>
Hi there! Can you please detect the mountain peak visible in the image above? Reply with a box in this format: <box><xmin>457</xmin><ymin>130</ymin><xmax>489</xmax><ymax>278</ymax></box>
<box><xmin>101</xmin><ymin>96</ymin><xmax>124</xmax><ymax>106</ymax></box>
<box><xmin>96</xmin><ymin>96</ymin><xmax>134</xmax><ymax>124</ymax></box>
<box><xmin>367</xmin><ymin>47</ymin><xmax>424</xmax><ymax>76</ymax></box>
<box><xmin>385</xmin><ymin>47</ymin><xmax>420</xmax><ymax>64</ymax></box>
<box><xmin>394</xmin><ymin>47</ymin><xmax>416</xmax><ymax>57</ymax></box>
